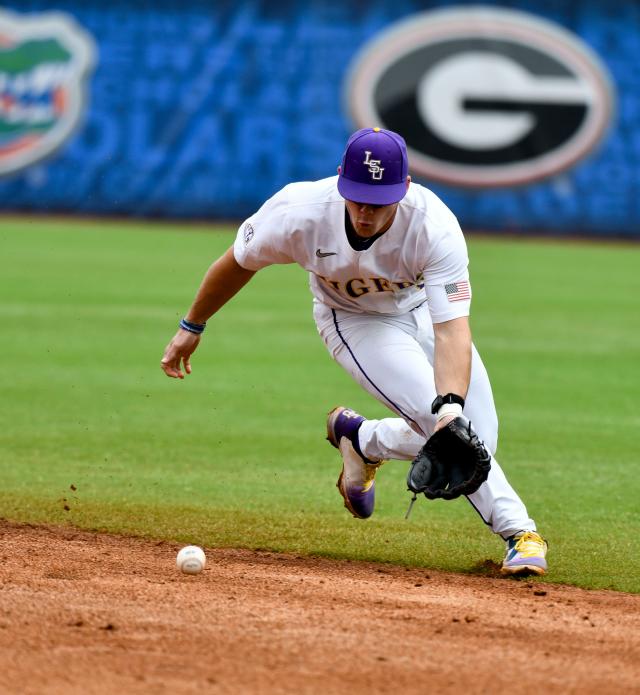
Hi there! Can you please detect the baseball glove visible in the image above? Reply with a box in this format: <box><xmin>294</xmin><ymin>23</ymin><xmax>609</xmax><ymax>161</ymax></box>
<box><xmin>406</xmin><ymin>417</ymin><xmax>491</xmax><ymax>500</ymax></box>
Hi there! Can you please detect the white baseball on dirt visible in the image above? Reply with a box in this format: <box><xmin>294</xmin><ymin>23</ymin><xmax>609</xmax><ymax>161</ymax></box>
<box><xmin>176</xmin><ymin>545</ymin><xmax>206</xmax><ymax>574</ymax></box>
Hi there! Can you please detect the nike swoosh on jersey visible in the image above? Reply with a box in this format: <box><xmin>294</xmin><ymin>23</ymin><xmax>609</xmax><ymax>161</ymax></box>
<box><xmin>316</xmin><ymin>249</ymin><xmax>337</xmax><ymax>258</ymax></box>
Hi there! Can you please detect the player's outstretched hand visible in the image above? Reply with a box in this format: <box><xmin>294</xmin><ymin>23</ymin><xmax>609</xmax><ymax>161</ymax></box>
<box><xmin>161</xmin><ymin>329</ymin><xmax>201</xmax><ymax>379</ymax></box>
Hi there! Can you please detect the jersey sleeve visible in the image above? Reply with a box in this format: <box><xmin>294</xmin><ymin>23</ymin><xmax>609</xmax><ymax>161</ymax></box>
<box><xmin>233</xmin><ymin>187</ymin><xmax>295</xmax><ymax>271</ymax></box>
<box><xmin>423</xmin><ymin>216</ymin><xmax>472</xmax><ymax>324</ymax></box>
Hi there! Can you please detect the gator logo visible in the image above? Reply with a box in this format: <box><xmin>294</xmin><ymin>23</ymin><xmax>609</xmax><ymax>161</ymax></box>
<box><xmin>0</xmin><ymin>10</ymin><xmax>95</xmax><ymax>176</ymax></box>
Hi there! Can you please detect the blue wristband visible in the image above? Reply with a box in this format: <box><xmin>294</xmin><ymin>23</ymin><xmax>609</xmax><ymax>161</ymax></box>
<box><xmin>179</xmin><ymin>318</ymin><xmax>206</xmax><ymax>334</ymax></box>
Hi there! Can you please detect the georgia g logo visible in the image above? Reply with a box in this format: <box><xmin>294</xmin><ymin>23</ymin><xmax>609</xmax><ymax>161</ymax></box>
<box><xmin>345</xmin><ymin>7</ymin><xmax>615</xmax><ymax>188</ymax></box>
<box><xmin>0</xmin><ymin>10</ymin><xmax>95</xmax><ymax>177</ymax></box>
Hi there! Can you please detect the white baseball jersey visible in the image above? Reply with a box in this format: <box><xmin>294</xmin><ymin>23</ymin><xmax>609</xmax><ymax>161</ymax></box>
<box><xmin>233</xmin><ymin>176</ymin><xmax>471</xmax><ymax>323</ymax></box>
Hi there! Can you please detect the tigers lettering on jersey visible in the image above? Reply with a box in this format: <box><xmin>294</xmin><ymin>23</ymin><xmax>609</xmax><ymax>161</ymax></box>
<box><xmin>316</xmin><ymin>273</ymin><xmax>424</xmax><ymax>299</ymax></box>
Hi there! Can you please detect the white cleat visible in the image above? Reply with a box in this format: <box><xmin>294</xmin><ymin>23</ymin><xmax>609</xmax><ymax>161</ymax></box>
<box><xmin>327</xmin><ymin>406</ymin><xmax>382</xmax><ymax>519</ymax></box>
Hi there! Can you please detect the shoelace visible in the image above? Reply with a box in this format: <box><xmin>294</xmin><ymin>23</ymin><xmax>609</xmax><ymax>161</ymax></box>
<box><xmin>514</xmin><ymin>532</ymin><xmax>545</xmax><ymax>557</ymax></box>
<box><xmin>362</xmin><ymin>464</ymin><xmax>379</xmax><ymax>482</ymax></box>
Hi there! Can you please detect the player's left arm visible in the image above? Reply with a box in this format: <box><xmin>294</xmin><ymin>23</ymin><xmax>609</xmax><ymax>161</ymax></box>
<box><xmin>432</xmin><ymin>316</ymin><xmax>472</xmax><ymax>432</ymax></box>
<box><xmin>420</xmin><ymin>207</ymin><xmax>473</xmax><ymax>432</ymax></box>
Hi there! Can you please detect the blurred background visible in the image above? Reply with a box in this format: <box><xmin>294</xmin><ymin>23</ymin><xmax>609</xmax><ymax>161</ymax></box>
<box><xmin>0</xmin><ymin>0</ymin><xmax>638</xmax><ymax>237</ymax></box>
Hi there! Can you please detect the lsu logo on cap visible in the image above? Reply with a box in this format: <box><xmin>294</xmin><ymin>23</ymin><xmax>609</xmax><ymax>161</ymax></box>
<box><xmin>0</xmin><ymin>10</ymin><xmax>96</xmax><ymax>177</ymax></box>
<box><xmin>363</xmin><ymin>150</ymin><xmax>384</xmax><ymax>179</ymax></box>
<box><xmin>345</xmin><ymin>7</ymin><xmax>615</xmax><ymax>188</ymax></box>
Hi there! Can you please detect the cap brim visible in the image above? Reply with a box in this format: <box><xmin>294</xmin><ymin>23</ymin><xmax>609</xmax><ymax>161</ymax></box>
<box><xmin>337</xmin><ymin>177</ymin><xmax>406</xmax><ymax>205</ymax></box>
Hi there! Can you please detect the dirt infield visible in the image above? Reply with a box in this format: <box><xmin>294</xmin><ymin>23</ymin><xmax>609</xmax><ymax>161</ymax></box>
<box><xmin>0</xmin><ymin>521</ymin><xmax>638</xmax><ymax>694</ymax></box>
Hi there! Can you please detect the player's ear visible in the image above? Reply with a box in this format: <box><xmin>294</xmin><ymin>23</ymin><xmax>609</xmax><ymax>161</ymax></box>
<box><xmin>406</xmin><ymin>175</ymin><xmax>411</xmax><ymax>191</ymax></box>
<box><xmin>337</xmin><ymin>165</ymin><xmax>342</xmax><ymax>174</ymax></box>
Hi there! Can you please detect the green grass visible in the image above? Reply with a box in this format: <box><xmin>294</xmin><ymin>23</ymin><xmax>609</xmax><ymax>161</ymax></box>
<box><xmin>1</xmin><ymin>218</ymin><xmax>639</xmax><ymax>592</ymax></box>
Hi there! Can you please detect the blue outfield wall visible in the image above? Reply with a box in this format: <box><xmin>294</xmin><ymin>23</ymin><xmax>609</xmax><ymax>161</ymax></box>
<box><xmin>0</xmin><ymin>0</ymin><xmax>639</xmax><ymax>236</ymax></box>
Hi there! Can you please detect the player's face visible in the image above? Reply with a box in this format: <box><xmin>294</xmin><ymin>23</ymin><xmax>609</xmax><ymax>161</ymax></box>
<box><xmin>344</xmin><ymin>199</ymin><xmax>399</xmax><ymax>237</ymax></box>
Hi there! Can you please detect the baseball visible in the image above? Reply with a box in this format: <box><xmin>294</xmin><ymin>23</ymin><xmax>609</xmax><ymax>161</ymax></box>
<box><xmin>176</xmin><ymin>545</ymin><xmax>206</xmax><ymax>574</ymax></box>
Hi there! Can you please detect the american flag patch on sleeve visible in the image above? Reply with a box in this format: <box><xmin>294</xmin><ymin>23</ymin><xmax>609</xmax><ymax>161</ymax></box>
<box><xmin>445</xmin><ymin>280</ymin><xmax>471</xmax><ymax>302</ymax></box>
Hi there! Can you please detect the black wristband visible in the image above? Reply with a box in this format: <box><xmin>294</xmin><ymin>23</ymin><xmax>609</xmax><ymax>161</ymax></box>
<box><xmin>431</xmin><ymin>393</ymin><xmax>465</xmax><ymax>415</ymax></box>
<box><xmin>179</xmin><ymin>318</ymin><xmax>206</xmax><ymax>335</ymax></box>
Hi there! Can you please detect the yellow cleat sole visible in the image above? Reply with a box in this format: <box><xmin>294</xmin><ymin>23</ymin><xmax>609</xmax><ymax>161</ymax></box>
<box><xmin>501</xmin><ymin>564</ymin><xmax>546</xmax><ymax>577</ymax></box>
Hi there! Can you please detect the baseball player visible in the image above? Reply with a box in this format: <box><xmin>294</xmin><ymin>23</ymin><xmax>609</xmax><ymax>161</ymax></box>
<box><xmin>161</xmin><ymin>127</ymin><xmax>548</xmax><ymax>576</ymax></box>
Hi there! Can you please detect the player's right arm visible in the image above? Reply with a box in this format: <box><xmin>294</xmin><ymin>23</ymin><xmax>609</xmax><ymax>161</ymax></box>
<box><xmin>160</xmin><ymin>247</ymin><xmax>256</xmax><ymax>379</ymax></box>
<box><xmin>161</xmin><ymin>186</ymin><xmax>295</xmax><ymax>379</ymax></box>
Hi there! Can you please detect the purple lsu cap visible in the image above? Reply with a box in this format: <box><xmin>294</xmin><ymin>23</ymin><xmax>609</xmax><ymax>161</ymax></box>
<box><xmin>337</xmin><ymin>127</ymin><xmax>409</xmax><ymax>205</ymax></box>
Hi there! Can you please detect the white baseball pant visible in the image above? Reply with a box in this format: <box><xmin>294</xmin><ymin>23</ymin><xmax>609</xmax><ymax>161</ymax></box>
<box><xmin>313</xmin><ymin>301</ymin><xmax>536</xmax><ymax>539</ymax></box>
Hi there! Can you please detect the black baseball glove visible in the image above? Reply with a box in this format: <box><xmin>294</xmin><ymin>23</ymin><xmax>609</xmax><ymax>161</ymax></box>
<box><xmin>406</xmin><ymin>417</ymin><xmax>491</xmax><ymax>500</ymax></box>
